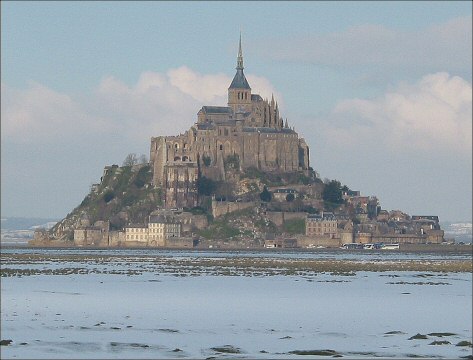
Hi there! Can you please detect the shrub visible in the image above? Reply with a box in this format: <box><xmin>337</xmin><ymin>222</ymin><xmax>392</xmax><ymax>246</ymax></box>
<box><xmin>197</xmin><ymin>176</ymin><xmax>216</xmax><ymax>196</ymax></box>
<box><xmin>224</xmin><ymin>154</ymin><xmax>240</xmax><ymax>170</ymax></box>
<box><xmin>103</xmin><ymin>190</ymin><xmax>115</xmax><ymax>203</ymax></box>
<box><xmin>260</xmin><ymin>186</ymin><xmax>272</xmax><ymax>202</ymax></box>
<box><xmin>202</xmin><ymin>155</ymin><xmax>211</xmax><ymax>167</ymax></box>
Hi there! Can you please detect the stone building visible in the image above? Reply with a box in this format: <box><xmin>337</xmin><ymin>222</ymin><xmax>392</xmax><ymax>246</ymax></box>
<box><xmin>124</xmin><ymin>224</ymin><xmax>149</xmax><ymax>245</ymax></box>
<box><xmin>150</xmin><ymin>35</ymin><xmax>310</xmax><ymax>208</ymax></box>
<box><xmin>306</xmin><ymin>213</ymin><xmax>338</xmax><ymax>238</ymax></box>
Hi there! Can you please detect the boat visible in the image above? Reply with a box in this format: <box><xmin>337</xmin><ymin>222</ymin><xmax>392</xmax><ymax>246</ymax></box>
<box><xmin>381</xmin><ymin>243</ymin><xmax>400</xmax><ymax>250</ymax></box>
<box><xmin>342</xmin><ymin>243</ymin><xmax>363</xmax><ymax>249</ymax></box>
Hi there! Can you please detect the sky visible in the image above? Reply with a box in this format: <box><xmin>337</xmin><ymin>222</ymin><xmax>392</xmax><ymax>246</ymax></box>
<box><xmin>1</xmin><ymin>1</ymin><xmax>472</xmax><ymax>222</ymax></box>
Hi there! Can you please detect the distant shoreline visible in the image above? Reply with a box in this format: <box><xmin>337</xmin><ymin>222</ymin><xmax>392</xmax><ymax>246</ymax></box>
<box><xmin>2</xmin><ymin>243</ymin><xmax>472</xmax><ymax>254</ymax></box>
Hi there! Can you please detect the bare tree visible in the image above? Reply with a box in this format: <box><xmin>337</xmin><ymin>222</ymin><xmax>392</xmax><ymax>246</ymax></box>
<box><xmin>139</xmin><ymin>154</ymin><xmax>148</xmax><ymax>164</ymax></box>
<box><xmin>123</xmin><ymin>153</ymin><xmax>138</xmax><ymax>166</ymax></box>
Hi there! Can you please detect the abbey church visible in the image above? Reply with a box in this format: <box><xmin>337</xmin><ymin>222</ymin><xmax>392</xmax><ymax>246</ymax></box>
<box><xmin>150</xmin><ymin>36</ymin><xmax>310</xmax><ymax>208</ymax></box>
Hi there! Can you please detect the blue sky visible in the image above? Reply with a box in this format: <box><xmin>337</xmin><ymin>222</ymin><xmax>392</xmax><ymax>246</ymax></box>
<box><xmin>2</xmin><ymin>1</ymin><xmax>472</xmax><ymax>222</ymax></box>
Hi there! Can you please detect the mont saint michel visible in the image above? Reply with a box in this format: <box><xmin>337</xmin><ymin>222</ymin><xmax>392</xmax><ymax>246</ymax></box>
<box><xmin>30</xmin><ymin>37</ymin><xmax>450</xmax><ymax>250</ymax></box>
<box><xmin>3</xmin><ymin>4</ymin><xmax>472</xmax><ymax>359</ymax></box>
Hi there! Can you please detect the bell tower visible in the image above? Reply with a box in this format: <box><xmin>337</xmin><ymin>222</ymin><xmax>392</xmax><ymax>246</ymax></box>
<box><xmin>228</xmin><ymin>33</ymin><xmax>251</xmax><ymax>114</ymax></box>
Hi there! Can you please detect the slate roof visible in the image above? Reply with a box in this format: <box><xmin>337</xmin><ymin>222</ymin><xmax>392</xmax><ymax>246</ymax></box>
<box><xmin>242</xmin><ymin>127</ymin><xmax>296</xmax><ymax>134</ymax></box>
<box><xmin>197</xmin><ymin>123</ymin><xmax>216</xmax><ymax>130</ymax></box>
<box><xmin>201</xmin><ymin>106</ymin><xmax>232</xmax><ymax>114</ymax></box>
<box><xmin>229</xmin><ymin>69</ymin><xmax>251</xmax><ymax>90</ymax></box>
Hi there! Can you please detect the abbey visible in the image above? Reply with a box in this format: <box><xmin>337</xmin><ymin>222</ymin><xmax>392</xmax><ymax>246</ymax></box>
<box><xmin>150</xmin><ymin>36</ymin><xmax>310</xmax><ymax>208</ymax></box>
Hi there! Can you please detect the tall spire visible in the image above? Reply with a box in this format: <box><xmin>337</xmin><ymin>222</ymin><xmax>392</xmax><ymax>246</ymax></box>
<box><xmin>237</xmin><ymin>32</ymin><xmax>244</xmax><ymax>70</ymax></box>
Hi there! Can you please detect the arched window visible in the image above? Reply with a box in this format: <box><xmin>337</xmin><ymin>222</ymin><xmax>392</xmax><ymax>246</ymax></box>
<box><xmin>219</xmin><ymin>144</ymin><xmax>223</xmax><ymax>150</ymax></box>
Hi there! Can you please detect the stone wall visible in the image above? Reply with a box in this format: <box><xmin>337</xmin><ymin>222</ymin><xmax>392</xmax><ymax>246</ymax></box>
<box><xmin>211</xmin><ymin>200</ymin><xmax>257</xmax><ymax>218</ymax></box>
<box><xmin>165</xmin><ymin>237</ymin><xmax>195</xmax><ymax>248</ymax></box>
<box><xmin>265</xmin><ymin>211</ymin><xmax>307</xmax><ymax>227</ymax></box>
<box><xmin>297</xmin><ymin>235</ymin><xmax>342</xmax><ymax>248</ymax></box>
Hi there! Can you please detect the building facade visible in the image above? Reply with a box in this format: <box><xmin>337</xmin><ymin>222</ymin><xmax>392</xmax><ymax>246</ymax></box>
<box><xmin>306</xmin><ymin>213</ymin><xmax>338</xmax><ymax>238</ymax></box>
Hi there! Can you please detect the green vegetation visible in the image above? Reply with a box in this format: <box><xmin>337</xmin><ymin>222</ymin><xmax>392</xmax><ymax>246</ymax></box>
<box><xmin>260</xmin><ymin>186</ymin><xmax>272</xmax><ymax>202</ymax></box>
<box><xmin>133</xmin><ymin>165</ymin><xmax>151</xmax><ymax>188</ymax></box>
<box><xmin>323</xmin><ymin>179</ymin><xmax>345</xmax><ymax>209</ymax></box>
<box><xmin>224</xmin><ymin>154</ymin><xmax>240</xmax><ymax>171</ymax></box>
<box><xmin>198</xmin><ymin>220</ymin><xmax>240</xmax><ymax>239</ymax></box>
<box><xmin>283</xmin><ymin>218</ymin><xmax>305</xmax><ymax>235</ymax></box>
<box><xmin>197</xmin><ymin>176</ymin><xmax>217</xmax><ymax>196</ymax></box>
<box><xmin>52</xmin><ymin>163</ymin><xmax>163</xmax><ymax>235</ymax></box>
<box><xmin>202</xmin><ymin>155</ymin><xmax>211</xmax><ymax>167</ymax></box>
<box><xmin>103</xmin><ymin>190</ymin><xmax>115</xmax><ymax>203</ymax></box>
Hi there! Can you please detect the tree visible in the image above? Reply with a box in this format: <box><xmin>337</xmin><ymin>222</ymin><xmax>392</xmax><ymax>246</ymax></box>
<box><xmin>260</xmin><ymin>186</ymin><xmax>272</xmax><ymax>202</ymax></box>
<box><xmin>139</xmin><ymin>154</ymin><xmax>148</xmax><ymax>164</ymax></box>
<box><xmin>197</xmin><ymin>176</ymin><xmax>216</xmax><ymax>196</ymax></box>
<box><xmin>103</xmin><ymin>190</ymin><xmax>115</xmax><ymax>203</ymax></box>
<box><xmin>123</xmin><ymin>153</ymin><xmax>138</xmax><ymax>166</ymax></box>
<box><xmin>323</xmin><ymin>180</ymin><xmax>343</xmax><ymax>205</ymax></box>
<box><xmin>286</xmin><ymin>193</ymin><xmax>295</xmax><ymax>202</ymax></box>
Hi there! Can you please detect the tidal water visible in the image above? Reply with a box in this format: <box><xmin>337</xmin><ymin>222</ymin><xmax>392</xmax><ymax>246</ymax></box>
<box><xmin>1</xmin><ymin>248</ymin><xmax>472</xmax><ymax>359</ymax></box>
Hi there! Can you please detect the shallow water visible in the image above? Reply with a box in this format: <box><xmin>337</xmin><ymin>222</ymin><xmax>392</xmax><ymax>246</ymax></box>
<box><xmin>1</xmin><ymin>249</ymin><xmax>472</xmax><ymax>359</ymax></box>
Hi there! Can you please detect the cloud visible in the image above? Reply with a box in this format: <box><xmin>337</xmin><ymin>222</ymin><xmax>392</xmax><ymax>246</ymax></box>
<box><xmin>1</xmin><ymin>67</ymin><xmax>281</xmax><ymax>144</ymax></box>
<box><xmin>316</xmin><ymin>72</ymin><xmax>472</xmax><ymax>155</ymax></box>
<box><xmin>1</xmin><ymin>81</ymin><xmax>89</xmax><ymax>143</ymax></box>
<box><xmin>258</xmin><ymin>16</ymin><xmax>472</xmax><ymax>75</ymax></box>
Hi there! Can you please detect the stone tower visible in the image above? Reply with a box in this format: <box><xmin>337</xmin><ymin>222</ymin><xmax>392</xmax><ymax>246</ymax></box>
<box><xmin>227</xmin><ymin>34</ymin><xmax>252</xmax><ymax>114</ymax></box>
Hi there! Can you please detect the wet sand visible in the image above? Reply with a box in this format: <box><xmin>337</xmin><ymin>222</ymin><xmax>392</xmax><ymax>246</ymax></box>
<box><xmin>1</xmin><ymin>251</ymin><xmax>471</xmax><ymax>276</ymax></box>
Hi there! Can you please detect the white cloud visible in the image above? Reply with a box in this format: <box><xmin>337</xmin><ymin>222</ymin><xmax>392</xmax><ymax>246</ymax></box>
<box><xmin>319</xmin><ymin>72</ymin><xmax>472</xmax><ymax>155</ymax></box>
<box><xmin>259</xmin><ymin>16</ymin><xmax>472</xmax><ymax>74</ymax></box>
<box><xmin>167</xmin><ymin>66</ymin><xmax>229</xmax><ymax>103</ymax></box>
<box><xmin>1</xmin><ymin>81</ymin><xmax>87</xmax><ymax>143</ymax></box>
<box><xmin>2</xmin><ymin>67</ymin><xmax>281</xmax><ymax>145</ymax></box>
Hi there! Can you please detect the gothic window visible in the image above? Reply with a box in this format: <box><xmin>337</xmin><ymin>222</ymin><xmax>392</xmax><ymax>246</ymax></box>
<box><xmin>219</xmin><ymin>144</ymin><xmax>223</xmax><ymax>150</ymax></box>
<box><xmin>245</xmin><ymin>92</ymin><xmax>247</xmax><ymax>100</ymax></box>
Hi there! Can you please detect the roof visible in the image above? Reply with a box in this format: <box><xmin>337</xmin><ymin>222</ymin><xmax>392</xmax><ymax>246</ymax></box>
<box><xmin>242</xmin><ymin>127</ymin><xmax>296</xmax><ymax>134</ymax></box>
<box><xmin>197</xmin><ymin>123</ymin><xmax>216</xmax><ymax>130</ymax></box>
<box><xmin>251</xmin><ymin>94</ymin><xmax>262</xmax><ymax>101</ymax></box>
<box><xmin>215</xmin><ymin>119</ymin><xmax>237</xmax><ymax>126</ymax></box>
<box><xmin>229</xmin><ymin>69</ymin><xmax>251</xmax><ymax>90</ymax></box>
<box><xmin>201</xmin><ymin>106</ymin><xmax>232</xmax><ymax>114</ymax></box>
<box><xmin>274</xmin><ymin>188</ymin><xmax>296</xmax><ymax>193</ymax></box>
<box><xmin>125</xmin><ymin>224</ymin><xmax>147</xmax><ymax>229</ymax></box>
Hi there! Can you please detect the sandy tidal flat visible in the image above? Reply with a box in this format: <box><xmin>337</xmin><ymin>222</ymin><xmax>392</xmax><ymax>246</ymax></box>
<box><xmin>1</xmin><ymin>249</ymin><xmax>472</xmax><ymax>359</ymax></box>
